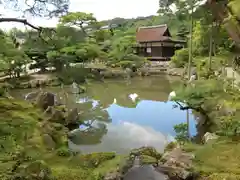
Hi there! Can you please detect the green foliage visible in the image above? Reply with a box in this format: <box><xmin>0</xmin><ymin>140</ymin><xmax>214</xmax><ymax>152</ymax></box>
<box><xmin>172</xmin><ymin>79</ymin><xmax>232</xmax><ymax>137</ymax></box>
<box><xmin>0</xmin><ymin>30</ymin><xmax>30</xmax><ymax>78</ymax></box>
<box><xmin>194</xmin><ymin>56</ymin><xmax>227</xmax><ymax>79</ymax></box>
<box><xmin>192</xmin><ymin>21</ymin><xmax>210</xmax><ymax>56</ymax></box>
<box><xmin>176</xmin><ymin>24</ymin><xmax>189</xmax><ymax>40</ymax></box>
<box><xmin>228</xmin><ymin>0</ymin><xmax>240</xmax><ymax>22</ymax></box>
<box><xmin>174</xmin><ymin>79</ymin><xmax>225</xmax><ymax>109</ymax></box>
<box><xmin>60</xmin><ymin>12</ymin><xmax>97</xmax><ymax>34</ymax></box>
<box><xmin>47</xmin><ymin>50</ymin><xmax>67</xmax><ymax>71</ymax></box>
<box><xmin>174</xmin><ymin>123</ymin><xmax>188</xmax><ymax>142</ymax></box>
<box><xmin>57</xmin><ymin>66</ymin><xmax>90</xmax><ymax>84</ymax></box>
<box><xmin>115</xmin><ymin>61</ymin><xmax>135</xmax><ymax>69</ymax></box>
<box><xmin>76</xmin><ymin>43</ymin><xmax>107</xmax><ymax>63</ymax></box>
<box><xmin>92</xmin><ymin>29</ymin><xmax>111</xmax><ymax>43</ymax></box>
<box><xmin>108</xmin><ymin>35</ymin><xmax>136</xmax><ymax>62</ymax></box>
<box><xmin>171</xmin><ymin>48</ymin><xmax>189</xmax><ymax>67</ymax></box>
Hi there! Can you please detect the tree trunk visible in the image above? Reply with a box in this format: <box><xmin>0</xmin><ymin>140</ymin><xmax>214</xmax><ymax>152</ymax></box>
<box><xmin>209</xmin><ymin>21</ymin><xmax>213</xmax><ymax>70</ymax></box>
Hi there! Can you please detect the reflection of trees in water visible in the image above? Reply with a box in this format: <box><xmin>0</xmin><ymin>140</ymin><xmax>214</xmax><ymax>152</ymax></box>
<box><xmin>86</xmin><ymin>76</ymin><xmax>172</xmax><ymax>109</ymax></box>
<box><xmin>69</xmin><ymin>120</ymin><xmax>108</xmax><ymax>145</ymax></box>
<box><xmin>80</xmin><ymin>102</ymin><xmax>111</xmax><ymax>123</ymax></box>
<box><xmin>68</xmin><ymin>76</ymin><xmax>174</xmax><ymax>145</ymax></box>
<box><xmin>68</xmin><ymin>98</ymin><xmax>111</xmax><ymax>145</ymax></box>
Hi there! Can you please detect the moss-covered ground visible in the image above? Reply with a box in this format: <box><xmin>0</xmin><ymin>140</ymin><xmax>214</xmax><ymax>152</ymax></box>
<box><xmin>0</xmin><ymin>97</ymin><xmax>124</xmax><ymax>180</ymax></box>
<box><xmin>183</xmin><ymin>138</ymin><xmax>240</xmax><ymax>180</ymax></box>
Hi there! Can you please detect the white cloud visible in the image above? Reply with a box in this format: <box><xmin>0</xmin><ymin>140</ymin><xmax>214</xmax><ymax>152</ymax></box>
<box><xmin>0</xmin><ymin>0</ymin><xmax>159</xmax><ymax>30</ymax></box>
<box><xmin>69</xmin><ymin>121</ymin><xmax>172</xmax><ymax>154</ymax></box>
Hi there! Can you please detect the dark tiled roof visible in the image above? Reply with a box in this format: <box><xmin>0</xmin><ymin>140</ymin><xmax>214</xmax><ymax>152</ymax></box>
<box><xmin>136</xmin><ymin>24</ymin><xmax>172</xmax><ymax>42</ymax></box>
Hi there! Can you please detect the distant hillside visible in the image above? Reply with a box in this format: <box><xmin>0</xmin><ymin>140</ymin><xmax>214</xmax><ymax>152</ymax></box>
<box><xmin>99</xmin><ymin>15</ymin><xmax>188</xmax><ymax>38</ymax></box>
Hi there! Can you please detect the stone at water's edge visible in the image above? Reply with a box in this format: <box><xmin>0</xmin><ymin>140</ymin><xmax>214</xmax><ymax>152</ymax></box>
<box><xmin>36</xmin><ymin>92</ymin><xmax>56</xmax><ymax>110</ymax></box>
<box><xmin>158</xmin><ymin>147</ymin><xmax>196</xmax><ymax>180</ymax></box>
<box><xmin>25</xmin><ymin>91</ymin><xmax>57</xmax><ymax>110</ymax></box>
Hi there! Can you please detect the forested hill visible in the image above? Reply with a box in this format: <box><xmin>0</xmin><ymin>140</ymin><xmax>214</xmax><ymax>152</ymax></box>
<box><xmin>98</xmin><ymin>15</ymin><xmax>188</xmax><ymax>38</ymax></box>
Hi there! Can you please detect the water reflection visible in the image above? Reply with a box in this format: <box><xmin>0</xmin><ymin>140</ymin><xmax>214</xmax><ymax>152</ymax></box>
<box><xmin>11</xmin><ymin>76</ymin><xmax>197</xmax><ymax>153</ymax></box>
<box><xmin>69</xmin><ymin>121</ymin><xmax>171</xmax><ymax>153</ymax></box>
<box><xmin>69</xmin><ymin>93</ymin><xmax>196</xmax><ymax>153</ymax></box>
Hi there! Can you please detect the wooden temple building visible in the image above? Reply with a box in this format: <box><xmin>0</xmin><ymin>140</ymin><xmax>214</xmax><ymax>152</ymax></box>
<box><xmin>134</xmin><ymin>24</ymin><xmax>186</xmax><ymax>61</ymax></box>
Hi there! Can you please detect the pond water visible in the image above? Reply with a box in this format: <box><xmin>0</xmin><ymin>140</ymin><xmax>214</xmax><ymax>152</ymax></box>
<box><xmin>11</xmin><ymin>76</ymin><xmax>197</xmax><ymax>153</ymax></box>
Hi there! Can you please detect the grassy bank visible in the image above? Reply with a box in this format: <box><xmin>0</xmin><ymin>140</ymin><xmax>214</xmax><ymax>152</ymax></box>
<box><xmin>182</xmin><ymin>138</ymin><xmax>240</xmax><ymax>179</ymax></box>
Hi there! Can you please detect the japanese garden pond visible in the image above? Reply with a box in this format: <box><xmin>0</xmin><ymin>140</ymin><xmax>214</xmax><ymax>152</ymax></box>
<box><xmin>11</xmin><ymin>75</ymin><xmax>197</xmax><ymax>153</ymax></box>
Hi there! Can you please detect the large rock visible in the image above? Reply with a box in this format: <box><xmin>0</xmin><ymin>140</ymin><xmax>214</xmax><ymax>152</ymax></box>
<box><xmin>36</xmin><ymin>92</ymin><xmax>56</xmax><ymax>110</ymax></box>
<box><xmin>65</xmin><ymin>108</ymin><xmax>79</xmax><ymax>124</ymax></box>
<box><xmin>42</xmin><ymin>134</ymin><xmax>56</xmax><ymax>150</ymax></box>
<box><xmin>157</xmin><ymin>147</ymin><xmax>196</xmax><ymax>180</ymax></box>
<box><xmin>65</xmin><ymin>108</ymin><xmax>80</xmax><ymax>130</ymax></box>
<box><xmin>47</xmin><ymin>108</ymin><xmax>65</xmax><ymax>124</ymax></box>
<box><xmin>203</xmin><ymin>132</ymin><xmax>219</xmax><ymax>144</ymax></box>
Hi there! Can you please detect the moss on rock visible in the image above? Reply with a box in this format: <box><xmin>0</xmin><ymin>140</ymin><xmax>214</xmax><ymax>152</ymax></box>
<box><xmin>130</xmin><ymin>146</ymin><xmax>162</xmax><ymax>160</ymax></box>
<box><xmin>71</xmin><ymin>152</ymin><xmax>116</xmax><ymax>168</ymax></box>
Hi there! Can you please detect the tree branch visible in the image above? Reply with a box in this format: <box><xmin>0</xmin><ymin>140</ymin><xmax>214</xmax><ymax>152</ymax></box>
<box><xmin>0</xmin><ymin>18</ymin><xmax>42</xmax><ymax>31</ymax></box>
<box><xmin>175</xmin><ymin>101</ymin><xmax>209</xmax><ymax>121</ymax></box>
<box><xmin>0</xmin><ymin>18</ymin><xmax>58</xmax><ymax>48</ymax></box>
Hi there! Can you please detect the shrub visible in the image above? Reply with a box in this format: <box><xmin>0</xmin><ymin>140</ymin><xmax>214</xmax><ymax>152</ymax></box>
<box><xmin>171</xmin><ymin>48</ymin><xmax>189</xmax><ymax>68</ymax></box>
<box><xmin>174</xmin><ymin>123</ymin><xmax>189</xmax><ymax>143</ymax></box>
<box><xmin>116</xmin><ymin>61</ymin><xmax>134</xmax><ymax>69</ymax></box>
<box><xmin>216</xmin><ymin>115</ymin><xmax>240</xmax><ymax>138</ymax></box>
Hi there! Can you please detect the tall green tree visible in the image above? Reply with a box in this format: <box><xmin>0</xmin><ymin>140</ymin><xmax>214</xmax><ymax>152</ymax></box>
<box><xmin>59</xmin><ymin>12</ymin><xmax>97</xmax><ymax>35</ymax></box>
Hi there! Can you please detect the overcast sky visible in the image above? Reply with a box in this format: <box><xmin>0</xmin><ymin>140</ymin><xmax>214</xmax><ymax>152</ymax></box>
<box><xmin>0</xmin><ymin>0</ymin><xmax>159</xmax><ymax>30</ymax></box>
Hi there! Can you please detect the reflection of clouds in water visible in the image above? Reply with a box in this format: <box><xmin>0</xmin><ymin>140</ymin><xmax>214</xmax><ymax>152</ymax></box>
<box><xmin>76</xmin><ymin>97</ymin><xmax>99</xmax><ymax>109</ymax></box>
<box><xmin>69</xmin><ymin>121</ymin><xmax>173</xmax><ymax>154</ymax></box>
<box><xmin>92</xmin><ymin>100</ymin><xmax>99</xmax><ymax>109</ymax></box>
<box><xmin>77</xmin><ymin>97</ymin><xmax>90</xmax><ymax>103</ymax></box>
